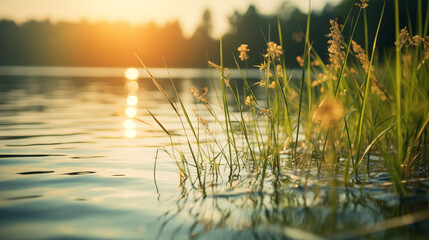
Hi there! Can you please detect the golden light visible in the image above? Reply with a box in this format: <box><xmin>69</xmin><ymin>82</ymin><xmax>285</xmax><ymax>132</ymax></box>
<box><xmin>123</xmin><ymin>119</ymin><xmax>136</xmax><ymax>129</ymax></box>
<box><xmin>127</xmin><ymin>81</ymin><xmax>139</xmax><ymax>92</ymax></box>
<box><xmin>125</xmin><ymin>107</ymin><xmax>137</xmax><ymax>118</ymax></box>
<box><xmin>127</xmin><ymin>95</ymin><xmax>138</xmax><ymax>106</ymax></box>
<box><xmin>124</xmin><ymin>129</ymin><xmax>137</xmax><ymax>138</ymax></box>
<box><xmin>125</xmin><ymin>68</ymin><xmax>139</xmax><ymax>80</ymax></box>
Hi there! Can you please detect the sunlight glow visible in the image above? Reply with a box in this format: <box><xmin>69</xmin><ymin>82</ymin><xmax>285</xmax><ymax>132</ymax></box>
<box><xmin>125</xmin><ymin>107</ymin><xmax>137</xmax><ymax>118</ymax></box>
<box><xmin>127</xmin><ymin>95</ymin><xmax>138</xmax><ymax>106</ymax></box>
<box><xmin>127</xmin><ymin>81</ymin><xmax>139</xmax><ymax>92</ymax></box>
<box><xmin>124</xmin><ymin>119</ymin><xmax>136</xmax><ymax>129</ymax></box>
<box><xmin>125</xmin><ymin>68</ymin><xmax>139</xmax><ymax>80</ymax></box>
<box><xmin>124</xmin><ymin>129</ymin><xmax>137</xmax><ymax>138</ymax></box>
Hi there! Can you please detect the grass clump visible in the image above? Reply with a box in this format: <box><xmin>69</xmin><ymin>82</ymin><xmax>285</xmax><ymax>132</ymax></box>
<box><xmin>142</xmin><ymin>0</ymin><xmax>429</xmax><ymax>196</ymax></box>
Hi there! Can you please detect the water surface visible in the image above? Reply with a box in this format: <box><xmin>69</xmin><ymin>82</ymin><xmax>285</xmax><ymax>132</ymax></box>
<box><xmin>0</xmin><ymin>66</ymin><xmax>428</xmax><ymax>240</ymax></box>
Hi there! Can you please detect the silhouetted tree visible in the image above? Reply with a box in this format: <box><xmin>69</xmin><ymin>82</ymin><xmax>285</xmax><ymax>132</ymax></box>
<box><xmin>0</xmin><ymin>0</ymin><xmax>426</xmax><ymax>67</ymax></box>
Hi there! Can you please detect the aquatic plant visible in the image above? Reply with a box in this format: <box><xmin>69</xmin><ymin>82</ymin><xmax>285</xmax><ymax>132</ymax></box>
<box><xmin>140</xmin><ymin>0</ymin><xmax>429</xmax><ymax>198</ymax></box>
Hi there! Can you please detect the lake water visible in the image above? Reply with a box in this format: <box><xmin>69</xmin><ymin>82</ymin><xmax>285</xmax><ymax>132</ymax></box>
<box><xmin>0</xmin><ymin>66</ymin><xmax>428</xmax><ymax>240</ymax></box>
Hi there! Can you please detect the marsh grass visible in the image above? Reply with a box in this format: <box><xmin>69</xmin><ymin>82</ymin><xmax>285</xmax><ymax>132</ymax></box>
<box><xmin>141</xmin><ymin>0</ymin><xmax>429</xmax><ymax>197</ymax></box>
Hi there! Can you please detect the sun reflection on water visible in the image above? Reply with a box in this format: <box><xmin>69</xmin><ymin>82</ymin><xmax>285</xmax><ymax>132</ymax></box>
<box><xmin>126</xmin><ymin>81</ymin><xmax>139</xmax><ymax>92</ymax></box>
<box><xmin>125</xmin><ymin>107</ymin><xmax>137</xmax><ymax>118</ymax></box>
<box><xmin>125</xmin><ymin>68</ymin><xmax>139</xmax><ymax>80</ymax></box>
<box><xmin>124</xmin><ymin>68</ymin><xmax>140</xmax><ymax>138</ymax></box>
<box><xmin>123</xmin><ymin>119</ymin><xmax>136</xmax><ymax>129</ymax></box>
<box><xmin>124</xmin><ymin>129</ymin><xmax>137</xmax><ymax>138</ymax></box>
<box><xmin>127</xmin><ymin>95</ymin><xmax>138</xmax><ymax>106</ymax></box>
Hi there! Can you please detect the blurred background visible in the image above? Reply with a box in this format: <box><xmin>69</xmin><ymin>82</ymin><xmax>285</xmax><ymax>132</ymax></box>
<box><xmin>0</xmin><ymin>0</ymin><xmax>427</xmax><ymax>68</ymax></box>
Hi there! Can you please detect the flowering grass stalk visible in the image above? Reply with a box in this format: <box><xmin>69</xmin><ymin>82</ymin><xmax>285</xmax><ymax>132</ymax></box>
<box><xmin>143</xmin><ymin>0</ymin><xmax>429</xmax><ymax>195</ymax></box>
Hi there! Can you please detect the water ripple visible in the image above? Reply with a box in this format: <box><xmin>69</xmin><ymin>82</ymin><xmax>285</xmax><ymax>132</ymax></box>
<box><xmin>6</xmin><ymin>195</ymin><xmax>43</xmax><ymax>201</ymax></box>
<box><xmin>0</xmin><ymin>133</ymin><xmax>85</xmax><ymax>140</ymax></box>
<box><xmin>0</xmin><ymin>154</ymin><xmax>65</xmax><ymax>158</ymax></box>
<box><xmin>63</xmin><ymin>171</ymin><xmax>96</xmax><ymax>176</ymax></box>
<box><xmin>18</xmin><ymin>171</ymin><xmax>55</xmax><ymax>175</ymax></box>
<box><xmin>6</xmin><ymin>141</ymin><xmax>94</xmax><ymax>147</ymax></box>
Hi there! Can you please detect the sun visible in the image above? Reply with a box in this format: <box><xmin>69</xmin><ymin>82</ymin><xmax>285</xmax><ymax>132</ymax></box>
<box><xmin>125</xmin><ymin>68</ymin><xmax>139</xmax><ymax>80</ymax></box>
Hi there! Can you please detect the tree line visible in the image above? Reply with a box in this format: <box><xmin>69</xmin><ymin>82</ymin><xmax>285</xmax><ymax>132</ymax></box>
<box><xmin>0</xmin><ymin>0</ymin><xmax>426</xmax><ymax>68</ymax></box>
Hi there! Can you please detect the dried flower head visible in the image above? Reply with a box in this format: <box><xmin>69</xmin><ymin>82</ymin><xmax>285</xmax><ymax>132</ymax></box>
<box><xmin>208</xmin><ymin>60</ymin><xmax>231</xmax><ymax>87</ymax></box>
<box><xmin>370</xmin><ymin>78</ymin><xmax>391</xmax><ymax>101</ymax></box>
<box><xmin>311</xmin><ymin>60</ymin><xmax>320</xmax><ymax>67</ymax></box>
<box><xmin>412</xmin><ymin>35</ymin><xmax>425</xmax><ymax>46</ymax></box>
<box><xmin>313</xmin><ymin>97</ymin><xmax>345</xmax><ymax>129</ymax></box>
<box><xmin>192</xmin><ymin>109</ymin><xmax>212</xmax><ymax>135</ymax></box>
<box><xmin>208</xmin><ymin>61</ymin><xmax>223</xmax><ymax>72</ymax></box>
<box><xmin>264</xmin><ymin>42</ymin><xmax>283</xmax><ymax>61</ymax></box>
<box><xmin>327</xmin><ymin>19</ymin><xmax>345</xmax><ymax>71</ymax></box>
<box><xmin>260</xmin><ymin>108</ymin><xmax>272</xmax><ymax>119</ymax></box>
<box><xmin>395</xmin><ymin>27</ymin><xmax>412</xmax><ymax>49</ymax></box>
<box><xmin>352</xmin><ymin>40</ymin><xmax>373</xmax><ymax>73</ymax></box>
<box><xmin>244</xmin><ymin>95</ymin><xmax>255</xmax><ymax>107</ymax></box>
<box><xmin>312</xmin><ymin>70</ymin><xmax>337</xmax><ymax>87</ymax></box>
<box><xmin>257</xmin><ymin>79</ymin><xmax>265</xmax><ymax>87</ymax></box>
<box><xmin>268</xmin><ymin>81</ymin><xmax>276</xmax><ymax>89</ymax></box>
<box><xmin>254</xmin><ymin>62</ymin><xmax>266</xmax><ymax>70</ymax></box>
<box><xmin>356</xmin><ymin>0</ymin><xmax>369</xmax><ymax>9</ymax></box>
<box><xmin>276</xmin><ymin>64</ymin><xmax>284</xmax><ymax>77</ymax></box>
<box><xmin>296</xmin><ymin>56</ymin><xmax>304</xmax><ymax>67</ymax></box>
<box><xmin>190</xmin><ymin>86</ymin><xmax>209</xmax><ymax>104</ymax></box>
<box><xmin>237</xmin><ymin>44</ymin><xmax>250</xmax><ymax>61</ymax></box>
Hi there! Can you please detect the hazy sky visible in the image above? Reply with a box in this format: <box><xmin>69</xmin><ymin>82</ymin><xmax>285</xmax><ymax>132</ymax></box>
<box><xmin>0</xmin><ymin>0</ymin><xmax>341</xmax><ymax>36</ymax></box>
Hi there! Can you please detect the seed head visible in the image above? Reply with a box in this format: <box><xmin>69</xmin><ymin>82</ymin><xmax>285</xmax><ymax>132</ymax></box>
<box><xmin>313</xmin><ymin>97</ymin><xmax>345</xmax><ymax>129</ymax></box>
<box><xmin>327</xmin><ymin>19</ymin><xmax>345</xmax><ymax>71</ymax></box>
<box><xmin>244</xmin><ymin>96</ymin><xmax>255</xmax><ymax>107</ymax></box>
<box><xmin>190</xmin><ymin>86</ymin><xmax>209</xmax><ymax>104</ymax></box>
<box><xmin>260</xmin><ymin>108</ymin><xmax>272</xmax><ymax>119</ymax></box>
<box><xmin>296</xmin><ymin>56</ymin><xmax>304</xmax><ymax>67</ymax></box>
<box><xmin>257</xmin><ymin>79</ymin><xmax>265</xmax><ymax>87</ymax></box>
<box><xmin>276</xmin><ymin>64</ymin><xmax>284</xmax><ymax>77</ymax></box>
<box><xmin>193</xmin><ymin>109</ymin><xmax>212</xmax><ymax>135</ymax></box>
<box><xmin>352</xmin><ymin>40</ymin><xmax>373</xmax><ymax>73</ymax></box>
<box><xmin>237</xmin><ymin>44</ymin><xmax>250</xmax><ymax>61</ymax></box>
<box><xmin>395</xmin><ymin>27</ymin><xmax>412</xmax><ymax>49</ymax></box>
<box><xmin>356</xmin><ymin>0</ymin><xmax>369</xmax><ymax>9</ymax></box>
<box><xmin>264</xmin><ymin>42</ymin><xmax>283</xmax><ymax>61</ymax></box>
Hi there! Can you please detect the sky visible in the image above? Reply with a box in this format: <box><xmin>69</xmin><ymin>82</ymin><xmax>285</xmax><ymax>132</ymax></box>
<box><xmin>0</xmin><ymin>0</ymin><xmax>342</xmax><ymax>37</ymax></box>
